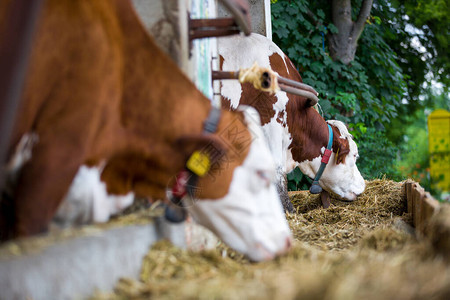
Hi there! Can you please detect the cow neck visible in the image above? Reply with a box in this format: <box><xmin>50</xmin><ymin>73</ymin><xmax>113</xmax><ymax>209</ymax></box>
<box><xmin>106</xmin><ymin>2</ymin><xmax>219</xmax><ymax>200</ymax></box>
<box><xmin>164</xmin><ymin>105</ymin><xmax>222</xmax><ymax>223</ymax></box>
<box><xmin>309</xmin><ymin>124</ymin><xmax>333</xmax><ymax>194</ymax></box>
<box><xmin>118</xmin><ymin>1</ymin><xmax>247</xmax><ymax>203</ymax></box>
<box><xmin>286</xmin><ymin>102</ymin><xmax>327</xmax><ymax>162</ymax></box>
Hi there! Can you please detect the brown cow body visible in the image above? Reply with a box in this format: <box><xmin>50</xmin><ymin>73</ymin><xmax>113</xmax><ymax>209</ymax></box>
<box><xmin>0</xmin><ymin>1</ymin><xmax>293</xmax><ymax>260</ymax></box>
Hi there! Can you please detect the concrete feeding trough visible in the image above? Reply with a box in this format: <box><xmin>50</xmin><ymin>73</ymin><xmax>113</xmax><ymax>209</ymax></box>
<box><xmin>0</xmin><ymin>213</ymin><xmax>186</xmax><ymax>300</ymax></box>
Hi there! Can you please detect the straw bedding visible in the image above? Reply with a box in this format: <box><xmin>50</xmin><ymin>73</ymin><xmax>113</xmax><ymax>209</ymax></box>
<box><xmin>90</xmin><ymin>179</ymin><xmax>450</xmax><ymax>299</ymax></box>
<box><xmin>90</xmin><ymin>179</ymin><xmax>448</xmax><ymax>299</ymax></box>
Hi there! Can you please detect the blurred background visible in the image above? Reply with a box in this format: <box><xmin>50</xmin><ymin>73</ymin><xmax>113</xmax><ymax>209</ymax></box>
<box><xmin>271</xmin><ymin>0</ymin><xmax>449</xmax><ymax>201</ymax></box>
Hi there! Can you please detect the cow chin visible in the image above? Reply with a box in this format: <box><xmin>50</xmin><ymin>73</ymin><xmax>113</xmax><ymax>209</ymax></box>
<box><xmin>185</xmin><ymin>168</ymin><xmax>292</xmax><ymax>262</ymax></box>
<box><xmin>320</xmin><ymin>166</ymin><xmax>366</xmax><ymax>201</ymax></box>
<box><xmin>185</xmin><ymin>106</ymin><xmax>292</xmax><ymax>262</ymax></box>
<box><xmin>299</xmin><ymin>155</ymin><xmax>366</xmax><ymax>201</ymax></box>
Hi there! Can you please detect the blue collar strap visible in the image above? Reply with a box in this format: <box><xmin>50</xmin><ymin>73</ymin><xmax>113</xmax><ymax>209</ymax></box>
<box><xmin>309</xmin><ymin>124</ymin><xmax>333</xmax><ymax>194</ymax></box>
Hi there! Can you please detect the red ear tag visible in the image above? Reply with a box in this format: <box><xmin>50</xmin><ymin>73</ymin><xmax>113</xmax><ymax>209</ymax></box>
<box><xmin>172</xmin><ymin>170</ymin><xmax>189</xmax><ymax>198</ymax></box>
<box><xmin>321</xmin><ymin>149</ymin><xmax>332</xmax><ymax>164</ymax></box>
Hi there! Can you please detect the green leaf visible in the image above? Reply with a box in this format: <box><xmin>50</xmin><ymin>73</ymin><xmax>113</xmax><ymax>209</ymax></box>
<box><xmin>310</xmin><ymin>61</ymin><xmax>325</xmax><ymax>73</ymax></box>
<box><xmin>328</xmin><ymin>23</ymin><xmax>339</xmax><ymax>33</ymax></box>
<box><xmin>316</xmin><ymin>9</ymin><xmax>325</xmax><ymax>19</ymax></box>
<box><xmin>373</xmin><ymin>16</ymin><xmax>382</xmax><ymax>25</ymax></box>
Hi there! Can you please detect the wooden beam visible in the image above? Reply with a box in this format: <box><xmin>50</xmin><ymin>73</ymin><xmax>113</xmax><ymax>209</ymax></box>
<box><xmin>404</xmin><ymin>181</ymin><xmax>441</xmax><ymax>235</ymax></box>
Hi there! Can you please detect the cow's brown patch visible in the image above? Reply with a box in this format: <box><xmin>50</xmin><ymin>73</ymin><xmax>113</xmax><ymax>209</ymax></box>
<box><xmin>280</xmin><ymin>53</ymin><xmax>350</xmax><ymax>163</ymax></box>
<box><xmin>221</xmin><ymin>83</ymin><xmax>277</xmax><ymax>126</ymax></box>
<box><xmin>0</xmin><ymin>0</ymin><xmax>250</xmax><ymax>240</ymax></box>
<box><xmin>276</xmin><ymin>111</ymin><xmax>285</xmax><ymax>125</ymax></box>
<box><xmin>287</xmin><ymin>102</ymin><xmax>329</xmax><ymax>162</ymax></box>
<box><xmin>287</xmin><ymin>101</ymin><xmax>350</xmax><ymax>163</ymax></box>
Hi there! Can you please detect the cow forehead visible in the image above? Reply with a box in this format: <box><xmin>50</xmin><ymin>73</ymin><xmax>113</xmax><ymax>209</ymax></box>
<box><xmin>348</xmin><ymin>138</ymin><xmax>359</xmax><ymax>155</ymax></box>
<box><xmin>327</xmin><ymin>120</ymin><xmax>359</xmax><ymax>155</ymax></box>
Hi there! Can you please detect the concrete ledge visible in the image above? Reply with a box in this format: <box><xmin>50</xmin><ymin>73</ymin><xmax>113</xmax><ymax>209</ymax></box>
<box><xmin>0</xmin><ymin>217</ymin><xmax>185</xmax><ymax>300</ymax></box>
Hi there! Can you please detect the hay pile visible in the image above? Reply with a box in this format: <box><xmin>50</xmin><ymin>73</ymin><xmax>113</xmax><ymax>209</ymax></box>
<box><xmin>92</xmin><ymin>179</ymin><xmax>450</xmax><ymax>300</ymax></box>
<box><xmin>288</xmin><ymin>179</ymin><xmax>409</xmax><ymax>251</ymax></box>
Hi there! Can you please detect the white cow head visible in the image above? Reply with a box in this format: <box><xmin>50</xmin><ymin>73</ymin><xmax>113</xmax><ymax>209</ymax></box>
<box><xmin>296</xmin><ymin>120</ymin><xmax>365</xmax><ymax>200</ymax></box>
<box><xmin>185</xmin><ymin>106</ymin><xmax>292</xmax><ymax>261</ymax></box>
<box><xmin>53</xmin><ymin>107</ymin><xmax>292</xmax><ymax>261</ymax></box>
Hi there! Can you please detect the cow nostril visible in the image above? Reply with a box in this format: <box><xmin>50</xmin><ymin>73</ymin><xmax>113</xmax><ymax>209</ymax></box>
<box><xmin>274</xmin><ymin>236</ymin><xmax>292</xmax><ymax>257</ymax></box>
<box><xmin>346</xmin><ymin>192</ymin><xmax>357</xmax><ymax>201</ymax></box>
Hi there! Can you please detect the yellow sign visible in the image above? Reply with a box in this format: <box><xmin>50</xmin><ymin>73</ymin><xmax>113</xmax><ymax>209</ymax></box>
<box><xmin>428</xmin><ymin>109</ymin><xmax>450</xmax><ymax>192</ymax></box>
<box><xmin>186</xmin><ymin>151</ymin><xmax>211</xmax><ymax>177</ymax></box>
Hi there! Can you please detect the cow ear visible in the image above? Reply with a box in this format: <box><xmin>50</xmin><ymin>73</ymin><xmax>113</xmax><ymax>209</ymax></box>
<box><xmin>331</xmin><ymin>126</ymin><xmax>350</xmax><ymax>165</ymax></box>
<box><xmin>334</xmin><ymin>138</ymin><xmax>350</xmax><ymax>165</ymax></box>
<box><xmin>176</xmin><ymin>134</ymin><xmax>228</xmax><ymax>165</ymax></box>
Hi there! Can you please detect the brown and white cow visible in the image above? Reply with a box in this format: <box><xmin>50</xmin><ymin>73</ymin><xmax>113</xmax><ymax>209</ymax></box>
<box><xmin>218</xmin><ymin>33</ymin><xmax>365</xmax><ymax>211</ymax></box>
<box><xmin>0</xmin><ymin>1</ymin><xmax>291</xmax><ymax>261</ymax></box>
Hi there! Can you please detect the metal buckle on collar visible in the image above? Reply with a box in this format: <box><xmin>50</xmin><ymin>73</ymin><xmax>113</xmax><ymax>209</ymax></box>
<box><xmin>164</xmin><ymin>106</ymin><xmax>222</xmax><ymax>223</ymax></box>
<box><xmin>309</xmin><ymin>124</ymin><xmax>333</xmax><ymax>194</ymax></box>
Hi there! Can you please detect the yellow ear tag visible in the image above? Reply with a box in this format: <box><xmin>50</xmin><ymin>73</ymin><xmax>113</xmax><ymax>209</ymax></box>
<box><xmin>335</xmin><ymin>148</ymin><xmax>339</xmax><ymax>164</ymax></box>
<box><xmin>186</xmin><ymin>151</ymin><xmax>211</xmax><ymax>177</ymax></box>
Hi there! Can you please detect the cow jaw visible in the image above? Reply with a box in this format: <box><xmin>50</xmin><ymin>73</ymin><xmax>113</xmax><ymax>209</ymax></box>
<box><xmin>298</xmin><ymin>147</ymin><xmax>365</xmax><ymax>201</ymax></box>
<box><xmin>185</xmin><ymin>106</ymin><xmax>292</xmax><ymax>261</ymax></box>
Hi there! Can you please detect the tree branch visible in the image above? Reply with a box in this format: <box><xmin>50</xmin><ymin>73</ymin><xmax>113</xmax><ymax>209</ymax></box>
<box><xmin>352</xmin><ymin>0</ymin><xmax>373</xmax><ymax>40</ymax></box>
<box><xmin>306</xmin><ymin>8</ymin><xmax>319</xmax><ymax>26</ymax></box>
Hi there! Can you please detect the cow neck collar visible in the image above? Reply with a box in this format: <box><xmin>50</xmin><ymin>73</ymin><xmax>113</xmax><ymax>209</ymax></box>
<box><xmin>309</xmin><ymin>124</ymin><xmax>333</xmax><ymax>194</ymax></box>
<box><xmin>164</xmin><ymin>105</ymin><xmax>222</xmax><ymax>223</ymax></box>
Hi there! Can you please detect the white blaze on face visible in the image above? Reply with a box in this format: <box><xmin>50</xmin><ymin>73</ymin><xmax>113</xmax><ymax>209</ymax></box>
<box><xmin>298</xmin><ymin>120</ymin><xmax>365</xmax><ymax>200</ymax></box>
<box><xmin>185</xmin><ymin>106</ymin><xmax>292</xmax><ymax>262</ymax></box>
<box><xmin>54</xmin><ymin>165</ymin><xmax>134</xmax><ymax>226</ymax></box>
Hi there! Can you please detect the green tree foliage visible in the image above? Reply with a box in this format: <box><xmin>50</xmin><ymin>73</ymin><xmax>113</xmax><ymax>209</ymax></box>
<box><xmin>370</xmin><ymin>0</ymin><xmax>449</xmax><ymax>143</ymax></box>
<box><xmin>396</xmin><ymin>0</ymin><xmax>449</xmax><ymax>89</ymax></box>
<box><xmin>273</xmin><ymin>0</ymin><xmax>449</xmax><ymax>196</ymax></box>
<box><xmin>272</xmin><ymin>0</ymin><xmax>407</xmax><ymax>182</ymax></box>
<box><xmin>395</xmin><ymin>92</ymin><xmax>449</xmax><ymax>197</ymax></box>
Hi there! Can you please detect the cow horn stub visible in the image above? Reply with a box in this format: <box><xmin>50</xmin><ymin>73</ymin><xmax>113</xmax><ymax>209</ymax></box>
<box><xmin>278</xmin><ymin>84</ymin><xmax>319</xmax><ymax>106</ymax></box>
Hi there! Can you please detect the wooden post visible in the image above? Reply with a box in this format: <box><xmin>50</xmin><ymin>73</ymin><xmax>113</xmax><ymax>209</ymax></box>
<box><xmin>131</xmin><ymin>0</ymin><xmax>188</xmax><ymax>71</ymax></box>
<box><xmin>403</xmin><ymin>181</ymin><xmax>441</xmax><ymax>235</ymax></box>
<box><xmin>405</xmin><ymin>180</ymin><xmax>413</xmax><ymax>214</ymax></box>
<box><xmin>131</xmin><ymin>0</ymin><xmax>217</xmax><ymax>100</ymax></box>
<box><xmin>420</xmin><ymin>192</ymin><xmax>440</xmax><ymax>232</ymax></box>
